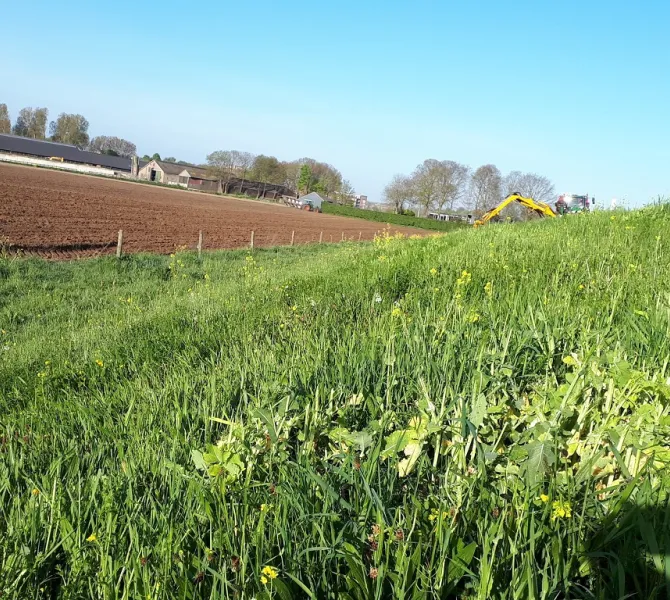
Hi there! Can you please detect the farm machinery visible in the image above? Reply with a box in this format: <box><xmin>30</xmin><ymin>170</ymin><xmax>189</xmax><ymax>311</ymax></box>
<box><xmin>555</xmin><ymin>193</ymin><xmax>591</xmax><ymax>214</ymax></box>
<box><xmin>473</xmin><ymin>193</ymin><xmax>556</xmax><ymax>228</ymax></box>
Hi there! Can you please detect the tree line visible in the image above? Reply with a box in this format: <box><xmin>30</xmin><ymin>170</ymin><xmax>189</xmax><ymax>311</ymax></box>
<box><xmin>0</xmin><ymin>103</ymin><xmax>137</xmax><ymax>158</ymax></box>
<box><xmin>384</xmin><ymin>159</ymin><xmax>555</xmax><ymax>216</ymax></box>
<box><xmin>0</xmin><ymin>103</ymin><xmax>357</xmax><ymax>199</ymax></box>
<box><xmin>205</xmin><ymin>150</ymin><xmax>355</xmax><ymax>199</ymax></box>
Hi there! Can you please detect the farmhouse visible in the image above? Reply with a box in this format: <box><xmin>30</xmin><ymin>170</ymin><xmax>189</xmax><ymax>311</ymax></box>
<box><xmin>0</xmin><ymin>133</ymin><xmax>133</xmax><ymax>174</ymax></box>
<box><xmin>136</xmin><ymin>160</ymin><xmax>220</xmax><ymax>192</ymax></box>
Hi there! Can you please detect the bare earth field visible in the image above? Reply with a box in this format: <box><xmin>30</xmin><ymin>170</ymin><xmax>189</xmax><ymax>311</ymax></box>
<box><xmin>0</xmin><ymin>163</ymin><xmax>424</xmax><ymax>259</ymax></box>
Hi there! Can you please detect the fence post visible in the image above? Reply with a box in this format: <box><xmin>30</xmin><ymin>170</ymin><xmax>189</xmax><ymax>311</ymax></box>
<box><xmin>291</xmin><ymin>230</ymin><xmax>295</xmax><ymax>246</ymax></box>
<box><xmin>319</xmin><ymin>231</ymin><xmax>323</xmax><ymax>244</ymax></box>
<box><xmin>250</xmin><ymin>230</ymin><xmax>255</xmax><ymax>250</ymax></box>
<box><xmin>116</xmin><ymin>230</ymin><xmax>123</xmax><ymax>258</ymax></box>
<box><xmin>197</xmin><ymin>230</ymin><xmax>203</xmax><ymax>258</ymax></box>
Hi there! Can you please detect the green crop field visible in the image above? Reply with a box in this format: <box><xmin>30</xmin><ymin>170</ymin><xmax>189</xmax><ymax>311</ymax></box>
<box><xmin>321</xmin><ymin>203</ymin><xmax>466</xmax><ymax>232</ymax></box>
<box><xmin>1</xmin><ymin>208</ymin><xmax>669</xmax><ymax>599</ymax></box>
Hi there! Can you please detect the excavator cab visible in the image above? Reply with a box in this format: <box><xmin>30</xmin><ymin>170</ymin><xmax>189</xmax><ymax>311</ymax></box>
<box><xmin>473</xmin><ymin>193</ymin><xmax>556</xmax><ymax>228</ymax></box>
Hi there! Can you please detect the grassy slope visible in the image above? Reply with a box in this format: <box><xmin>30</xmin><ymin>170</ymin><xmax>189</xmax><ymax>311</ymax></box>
<box><xmin>322</xmin><ymin>202</ymin><xmax>466</xmax><ymax>231</ymax></box>
<box><xmin>1</xmin><ymin>210</ymin><xmax>669</xmax><ymax>598</ymax></box>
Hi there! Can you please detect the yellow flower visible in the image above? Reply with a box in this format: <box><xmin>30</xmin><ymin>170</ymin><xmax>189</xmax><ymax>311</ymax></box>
<box><xmin>430</xmin><ymin>268</ymin><xmax>437</xmax><ymax>276</ymax></box>
<box><xmin>466</xmin><ymin>312</ymin><xmax>480</xmax><ymax>324</ymax></box>
<box><xmin>32</xmin><ymin>488</ymin><xmax>40</xmax><ymax>496</ymax></box>
<box><xmin>86</xmin><ymin>533</ymin><xmax>97</xmax><ymax>542</ymax></box>
<box><xmin>260</xmin><ymin>503</ymin><xmax>273</xmax><ymax>513</ymax></box>
<box><xmin>540</xmin><ymin>494</ymin><xmax>549</xmax><ymax>503</ymax></box>
<box><xmin>45</xmin><ymin>360</ymin><xmax>51</xmax><ymax>366</ymax></box>
<box><xmin>578</xmin><ymin>284</ymin><xmax>585</xmax><ymax>290</ymax></box>
<box><xmin>484</xmin><ymin>281</ymin><xmax>492</xmax><ymax>297</ymax></box>
<box><xmin>391</xmin><ymin>306</ymin><xmax>403</xmax><ymax>319</ymax></box>
<box><xmin>95</xmin><ymin>360</ymin><xmax>104</xmax><ymax>367</ymax></box>
<box><xmin>262</xmin><ymin>565</ymin><xmax>278</xmax><ymax>580</ymax></box>
<box><xmin>260</xmin><ymin>575</ymin><xmax>268</xmax><ymax>585</ymax></box>
<box><xmin>551</xmin><ymin>500</ymin><xmax>572</xmax><ymax>521</ymax></box>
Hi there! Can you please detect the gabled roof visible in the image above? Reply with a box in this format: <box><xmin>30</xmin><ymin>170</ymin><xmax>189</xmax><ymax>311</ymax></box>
<box><xmin>154</xmin><ymin>160</ymin><xmax>213</xmax><ymax>180</ymax></box>
<box><xmin>0</xmin><ymin>133</ymin><xmax>131</xmax><ymax>171</ymax></box>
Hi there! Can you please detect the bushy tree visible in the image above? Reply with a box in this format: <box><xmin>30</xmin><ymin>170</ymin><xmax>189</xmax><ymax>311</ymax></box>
<box><xmin>49</xmin><ymin>113</ymin><xmax>90</xmax><ymax>148</ymax></box>
<box><xmin>250</xmin><ymin>155</ymin><xmax>286</xmax><ymax>184</ymax></box>
<box><xmin>13</xmin><ymin>107</ymin><xmax>48</xmax><ymax>139</ymax></box>
<box><xmin>469</xmin><ymin>164</ymin><xmax>502</xmax><ymax>212</ymax></box>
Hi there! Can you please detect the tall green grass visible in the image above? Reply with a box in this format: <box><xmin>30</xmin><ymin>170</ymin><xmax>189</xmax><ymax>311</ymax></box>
<box><xmin>322</xmin><ymin>203</ymin><xmax>466</xmax><ymax>232</ymax></box>
<box><xmin>1</xmin><ymin>209</ymin><xmax>669</xmax><ymax>598</ymax></box>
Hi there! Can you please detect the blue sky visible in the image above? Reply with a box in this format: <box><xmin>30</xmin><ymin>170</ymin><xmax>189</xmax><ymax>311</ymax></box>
<box><xmin>2</xmin><ymin>0</ymin><xmax>668</xmax><ymax>206</ymax></box>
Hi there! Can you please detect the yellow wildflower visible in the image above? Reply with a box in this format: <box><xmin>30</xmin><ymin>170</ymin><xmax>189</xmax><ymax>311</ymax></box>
<box><xmin>484</xmin><ymin>281</ymin><xmax>493</xmax><ymax>297</ymax></box>
<box><xmin>95</xmin><ymin>360</ymin><xmax>104</xmax><ymax>367</ymax></box>
<box><xmin>45</xmin><ymin>360</ymin><xmax>51</xmax><ymax>366</ymax></box>
<box><xmin>86</xmin><ymin>533</ymin><xmax>97</xmax><ymax>542</ymax></box>
<box><xmin>262</xmin><ymin>565</ymin><xmax>278</xmax><ymax>580</ymax></box>
<box><xmin>540</xmin><ymin>494</ymin><xmax>549</xmax><ymax>503</ymax></box>
<box><xmin>260</xmin><ymin>503</ymin><xmax>272</xmax><ymax>513</ymax></box>
<box><xmin>578</xmin><ymin>284</ymin><xmax>585</xmax><ymax>290</ymax></box>
<box><xmin>391</xmin><ymin>306</ymin><xmax>403</xmax><ymax>319</ymax></box>
<box><xmin>429</xmin><ymin>268</ymin><xmax>437</xmax><ymax>276</ymax></box>
<box><xmin>466</xmin><ymin>312</ymin><xmax>480</xmax><ymax>324</ymax></box>
<box><xmin>551</xmin><ymin>500</ymin><xmax>572</xmax><ymax>521</ymax></box>
<box><xmin>260</xmin><ymin>575</ymin><xmax>268</xmax><ymax>585</ymax></box>
<box><xmin>32</xmin><ymin>488</ymin><xmax>40</xmax><ymax>496</ymax></box>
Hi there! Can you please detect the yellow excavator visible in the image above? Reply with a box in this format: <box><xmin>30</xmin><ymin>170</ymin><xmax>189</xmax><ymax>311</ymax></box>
<box><xmin>473</xmin><ymin>193</ymin><xmax>556</xmax><ymax>228</ymax></box>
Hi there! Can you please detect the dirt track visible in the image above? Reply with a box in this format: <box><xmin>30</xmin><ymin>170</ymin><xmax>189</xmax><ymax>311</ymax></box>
<box><xmin>0</xmin><ymin>163</ymin><xmax>424</xmax><ymax>259</ymax></box>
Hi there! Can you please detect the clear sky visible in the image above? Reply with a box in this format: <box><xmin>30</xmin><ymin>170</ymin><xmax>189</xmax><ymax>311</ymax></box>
<box><xmin>2</xmin><ymin>0</ymin><xmax>669</xmax><ymax>206</ymax></box>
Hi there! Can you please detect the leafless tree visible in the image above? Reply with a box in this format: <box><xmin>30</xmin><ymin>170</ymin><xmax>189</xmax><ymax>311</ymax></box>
<box><xmin>469</xmin><ymin>164</ymin><xmax>502</xmax><ymax>212</ymax></box>
<box><xmin>0</xmin><ymin>104</ymin><xmax>10</xmax><ymax>134</ymax></box>
<box><xmin>89</xmin><ymin>136</ymin><xmax>137</xmax><ymax>158</ymax></box>
<box><xmin>383</xmin><ymin>174</ymin><xmax>415</xmax><ymax>213</ymax></box>
<box><xmin>433</xmin><ymin>160</ymin><xmax>469</xmax><ymax>212</ymax></box>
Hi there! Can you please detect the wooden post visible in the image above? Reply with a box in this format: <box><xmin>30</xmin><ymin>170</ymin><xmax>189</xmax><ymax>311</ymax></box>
<box><xmin>341</xmin><ymin>232</ymin><xmax>345</xmax><ymax>242</ymax></box>
<box><xmin>319</xmin><ymin>231</ymin><xmax>323</xmax><ymax>244</ymax></box>
<box><xmin>358</xmin><ymin>231</ymin><xmax>362</xmax><ymax>241</ymax></box>
<box><xmin>116</xmin><ymin>230</ymin><xmax>123</xmax><ymax>258</ymax></box>
<box><xmin>197</xmin><ymin>230</ymin><xmax>203</xmax><ymax>258</ymax></box>
<box><xmin>291</xmin><ymin>230</ymin><xmax>295</xmax><ymax>246</ymax></box>
<box><xmin>250</xmin><ymin>230</ymin><xmax>255</xmax><ymax>250</ymax></box>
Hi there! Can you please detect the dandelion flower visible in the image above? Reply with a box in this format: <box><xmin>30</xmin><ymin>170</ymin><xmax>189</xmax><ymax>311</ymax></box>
<box><xmin>86</xmin><ymin>533</ymin><xmax>97</xmax><ymax>542</ymax></box>
<box><xmin>261</xmin><ymin>565</ymin><xmax>278</xmax><ymax>580</ymax></box>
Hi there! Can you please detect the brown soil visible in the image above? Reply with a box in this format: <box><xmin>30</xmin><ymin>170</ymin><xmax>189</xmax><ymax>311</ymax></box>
<box><xmin>0</xmin><ymin>163</ymin><xmax>425</xmax><ymax>259</ymax></box>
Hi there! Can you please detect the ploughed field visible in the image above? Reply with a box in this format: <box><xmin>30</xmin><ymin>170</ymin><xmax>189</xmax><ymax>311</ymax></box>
<box><xmin>0</xmin><ymin>163</ymin><xmax>422</xmax><ymax>258</ymax></box>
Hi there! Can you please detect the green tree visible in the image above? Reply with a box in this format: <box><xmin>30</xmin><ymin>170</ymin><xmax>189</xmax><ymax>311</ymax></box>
<box><xmin>0</xmin><ymin>104</ymin><xmax>10</xmax><ymax>134</ymax></box>
<box><xmin>151</xmin><ymin>153</ymin><xmax>162</xmax><ymax>161</ymax></box>
<box><xmin>141</xmin><ymin>155</ymin><xmax>151</xmax><ymax>161</ymax></box>
<box><xmin>49</xmin><ymin>113</ymin><xmax>90</xmax><ymax>148</ymax></box>
<box><xmin>13</xmin><ymin>107</ymin><xmax>48</xmax><ymax>139</ymax></box>
<box><xmin>297</xmin><ymin>164</ymin><xmax>313</xmax><ymax>195</ymax></box>
<box><xmin>164</xmin><ymin>156</ymin><xmax>176</xmax><ymax>163</ymax></box>
<box><xmin>250</xmin><ymin>155</ymin><xmax>286</xmax><ymax>185</ymax></box>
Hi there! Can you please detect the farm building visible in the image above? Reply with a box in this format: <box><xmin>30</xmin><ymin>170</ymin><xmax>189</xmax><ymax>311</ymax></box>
<box><xmin>0</xmin><ymin>133</ymin><xmax>134</xmax><ymax>174</ymax></box>
<box><xmin>136</xmin><ymin>160</ymin><xmax>220</xmax><ymax>193</ymax></box>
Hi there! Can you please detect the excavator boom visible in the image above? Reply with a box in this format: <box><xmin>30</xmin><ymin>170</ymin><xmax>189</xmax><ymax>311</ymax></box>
<box><xmin>474</xmin><ymin>193</ymin><xmax>556</xmax><ymax>227</ymax></box>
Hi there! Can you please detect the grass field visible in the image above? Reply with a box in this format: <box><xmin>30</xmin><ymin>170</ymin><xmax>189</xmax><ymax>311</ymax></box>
<box><xmin>322</xmin><ymin>203</ymin><xmax>466</xmax><ymax>232</ymax></box>
<box><xmin>1</xmin><ymin>207</ymin><xmax>669</xmax><ymax>598</ymax></box>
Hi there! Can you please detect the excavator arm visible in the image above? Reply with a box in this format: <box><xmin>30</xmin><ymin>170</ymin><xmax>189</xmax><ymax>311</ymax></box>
<box><xmin>473</xmin><ymin>193</ymin><xmax>556</xmax><ymax>227</ymax></box>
